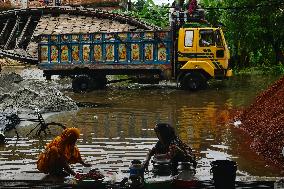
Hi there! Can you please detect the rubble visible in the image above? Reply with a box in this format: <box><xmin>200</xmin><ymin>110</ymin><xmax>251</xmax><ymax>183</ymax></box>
<box><xmin>0</xmin><ymin>58</ymin><xmax>24</xmax><ymax>67</ymax></box>
<box><xmin>0</xmin><ymin>73</ymin><xmax>78</xmax><ymax>113</ymax></box>
<box><xmin>238</xmin><ymin>76</ymin><xmax>284</xmax><ymax>166</ymax></box>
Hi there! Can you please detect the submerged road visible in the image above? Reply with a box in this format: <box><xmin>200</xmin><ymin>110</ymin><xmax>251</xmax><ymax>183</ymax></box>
<box><xmin>0</xmin><ymin>67</ymin><xmax>283</xmax><ymax>187</ymax></box>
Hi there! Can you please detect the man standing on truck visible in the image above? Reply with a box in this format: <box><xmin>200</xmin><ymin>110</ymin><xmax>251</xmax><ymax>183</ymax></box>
<box><xmin>188</xmin><ymin>0</ymin><xmax>197</xmax><ymax>15</ymax></box>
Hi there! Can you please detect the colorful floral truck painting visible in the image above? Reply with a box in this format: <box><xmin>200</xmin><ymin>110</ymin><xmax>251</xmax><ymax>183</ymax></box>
<box><xmin>38</xmin><ymin>28</ymin><xmax>232</xmax><ymax>92</ymax></box>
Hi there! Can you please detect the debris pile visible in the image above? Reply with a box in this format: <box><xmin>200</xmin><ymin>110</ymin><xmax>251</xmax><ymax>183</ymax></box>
<box><xmin>239</xmin><ymin>76</ymin><xmax>284</xmax><ymax>166</ymax></box>
<box><xmin>0</xmin><ymin>58</ymin><xmax>24</xmax><ymax>66</ymax></box>
<box><xmin>0</xmin><ymin>73</ymin><xmax>78</xmax><ymax>113</ymax></box>
<box><xmin>0</xmin><ymin>1</ymin><xmax>13</xmax><ymax>10</ymax></box>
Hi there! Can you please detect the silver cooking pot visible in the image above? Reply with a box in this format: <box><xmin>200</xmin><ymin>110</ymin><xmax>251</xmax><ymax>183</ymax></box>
<box><xmin>152</xmin><ymin>156</ymin><xmax>172</xmax><ymax>176</ymax></box>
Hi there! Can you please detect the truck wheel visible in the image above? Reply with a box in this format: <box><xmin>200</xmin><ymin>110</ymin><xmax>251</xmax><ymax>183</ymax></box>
<box><xmin>91</xmin><ymin>76</ymin><xmax>107</xmax><ymax>90</ymax></box>
<box><xmin>72</xmin><ymin>75</ymin><xmax>91</xmax><ymax>92</ymax></box>
<box><xmin>180</xmin><ymin>72</ymin><xmax>207</xmax><ymax>91</ymax></box>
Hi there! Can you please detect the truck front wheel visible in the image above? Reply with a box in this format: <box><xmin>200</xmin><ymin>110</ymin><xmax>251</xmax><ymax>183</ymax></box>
<box><xmin>180</xmin><ymin>72</ymin><xmax>207</xmax><ymax>91</ymax></box>
<box><xmin>72</xmin><ymin>75</ymin><xmax>92</xmax><ymax>92</ymax></box>
<box><xmin>90</xmin><ymin>76</ymin><xmax>107</xmax><ymax>90</ymax></box>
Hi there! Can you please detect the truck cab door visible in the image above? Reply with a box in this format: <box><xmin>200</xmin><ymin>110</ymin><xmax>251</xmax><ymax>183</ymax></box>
<box><xmin>178</xmin><ymin>29</ymin><xmax>197</xmax><ymax>64</ymax></box>
<box><xmin>196</xmin><ymin>28</ymin><xmax>230</xmax><ymax>77</ymax></box>
<box><xmin>214</xmin><ymin>29</ymin><xmax>228</xmax><ymax>61</ymax></box>
<box><xmin>197</xmin><ymin>29</ymin><xmax>228</xmax><ymax>60</ymax></box>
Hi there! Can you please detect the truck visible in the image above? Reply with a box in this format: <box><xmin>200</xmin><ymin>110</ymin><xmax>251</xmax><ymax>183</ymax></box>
<box><xmin>38</xmin><ymin>10</ymin><xmax>232</xmax><ymax>92</ymax></box>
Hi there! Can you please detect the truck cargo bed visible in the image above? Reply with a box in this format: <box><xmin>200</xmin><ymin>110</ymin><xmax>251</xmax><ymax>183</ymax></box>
<box><xmin>38</xmin><ymin>31</ymin><xmax>172</xmax><ymax>76</ymax></box>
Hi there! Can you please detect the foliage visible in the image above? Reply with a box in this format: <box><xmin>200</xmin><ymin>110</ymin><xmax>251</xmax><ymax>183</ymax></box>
<box><xmin>234</xmin><ymin>64</ymin><xmax>284</xmax><ymax>76</ymax></box>
<box><xmin>198</xmin><ymin>0</ymin><xmax>225</xmax><ymax>26</ymax></box>
<box><xmin>268</xmin><ymin>63</ymin><xmax>284</xmax><ymax>75</ymax></box>
<box><xmin>200</xmin><ymin>0</ymin><xmax>284</xmax><ymax>70</ymax></box>
<box><xmin>114</xmin><ymin>0</ymin><xmax>170</xmax><ymax>28</ymax></box>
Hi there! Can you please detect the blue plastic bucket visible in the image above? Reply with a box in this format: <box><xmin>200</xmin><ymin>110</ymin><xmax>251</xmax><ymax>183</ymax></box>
<box><xmin>129</xmin><ymin>165</ymin><xmax>144</xmax><ymax>177</ymax></box>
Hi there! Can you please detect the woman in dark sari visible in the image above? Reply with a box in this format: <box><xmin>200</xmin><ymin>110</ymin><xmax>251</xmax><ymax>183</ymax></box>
<box><xmin>143</xmin><ymin>123</ymin><xmax>197</xmax><ymax>173</ymax></box>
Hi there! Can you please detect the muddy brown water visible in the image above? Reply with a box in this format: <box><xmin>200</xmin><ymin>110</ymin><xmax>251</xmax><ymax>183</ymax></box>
<box><xmin>0</xmin><ymin>67</ymin><xmax>283</xmax><ymax>181</ymax></box>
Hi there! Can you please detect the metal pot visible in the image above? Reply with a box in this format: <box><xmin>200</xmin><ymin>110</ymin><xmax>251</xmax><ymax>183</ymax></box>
<box><xmin>128</xmin><ymin>175</ymin><xmax>144</xmax><ymax>189</ymax></box>
<box><xmin>177</xmin><ymin>162</ymin><xmax>195</xmax><ymax>172</ymax></box>
<box><xmin>152</xmin><ymin>162</ymin><xmax>172</xmax><ymax>176</ymax></box>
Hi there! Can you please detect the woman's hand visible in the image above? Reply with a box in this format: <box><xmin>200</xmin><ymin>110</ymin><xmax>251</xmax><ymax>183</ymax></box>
<box><xmin>143</xmin><ymin>160</ymin><xmax>149</xmax><ymax>171</ymax></box>
<box><xmin>143</xmin><ymin>147</ymin><xmax>156</xmax><ymax>171</ymax></box>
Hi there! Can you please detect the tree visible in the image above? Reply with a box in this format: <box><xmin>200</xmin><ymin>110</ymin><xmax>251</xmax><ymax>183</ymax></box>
<box><xmin>200</xmin><ymin>0</ymin><xmax>284</xmax><ymax>68</ymax></box>
<box><xmin>114</xmin><ymin>0</ymin><xmax>170</xmax><ymax>28</ymax></box>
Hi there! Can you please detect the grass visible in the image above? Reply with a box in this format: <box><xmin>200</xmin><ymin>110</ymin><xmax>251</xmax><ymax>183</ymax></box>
<box><xmin>233</xmin><ymin>64</ymin><xmax>284</xmax><ymax>76</ymax></box>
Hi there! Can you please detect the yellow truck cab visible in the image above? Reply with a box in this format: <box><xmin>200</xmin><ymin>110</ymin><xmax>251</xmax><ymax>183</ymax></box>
<box><xmin>176</xmin><ymin>27</ymin><xmax>232</xmax><ymax>90</ymax></box>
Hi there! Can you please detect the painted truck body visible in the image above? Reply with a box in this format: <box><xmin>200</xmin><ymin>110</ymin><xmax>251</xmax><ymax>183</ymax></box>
<box><xmin>38</xmin><ymin>28</ymin><xmax>232</xmax><ymax>91</ymax></box>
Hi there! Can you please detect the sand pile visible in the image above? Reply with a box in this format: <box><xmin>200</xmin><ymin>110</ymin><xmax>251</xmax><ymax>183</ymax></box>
<box><xmin>239</xmin><ymin>76</ymin><xmax>284</xmax><ymax>166</ymax></box>
<box><xmin>0</xmin><ymin>73</ymin><xmax>78</xmax><ymax>113</ymax></box>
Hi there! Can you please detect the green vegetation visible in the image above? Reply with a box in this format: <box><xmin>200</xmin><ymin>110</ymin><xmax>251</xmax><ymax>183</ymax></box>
<box><xmin>114</xmin><ymin>0</ymin><xmax>170</xmax><ymax>28</ymax></box>
<box><xmin>199</xmin><ymin>0</ymin><xmax>284</xmax><ymax>72</ymax></box>
<box><xmin>234</xmin><ymin>63</ymin><xmax>284</xmax><ymax>76</ymax></box>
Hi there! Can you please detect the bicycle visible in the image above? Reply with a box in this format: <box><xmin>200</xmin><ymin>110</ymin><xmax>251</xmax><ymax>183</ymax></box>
<box><xmin>0</xmin><ymin>108</ymin><xmax>66</xmax><ymax>139</ymax></box>
<box><xmin>0</xmin><ymin>113</ymin><xmax>21</xmax><ymax>138</ymax></box>
<box><xmin>26</xmin><ymin>109</ymin><xmax>66</xmax><ymax>137</ymax></box>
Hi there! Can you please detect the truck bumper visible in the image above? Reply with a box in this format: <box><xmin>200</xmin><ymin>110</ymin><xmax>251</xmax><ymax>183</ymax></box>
<box><xmin>226</xmin><ymin>69</ymin><xmax>233</xmax><ymax>77</ymax></box>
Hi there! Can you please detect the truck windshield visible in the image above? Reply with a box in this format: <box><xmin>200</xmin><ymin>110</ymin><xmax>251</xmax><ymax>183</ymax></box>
<box><xmin>199</xmin><ymin>29</ymin><xmax>214</xmax><ymax>47</ymax></box>
<box><xmin>199</xmin><ymin>29</ymin><xmax>224</xmax><ymax>47</ymax></box>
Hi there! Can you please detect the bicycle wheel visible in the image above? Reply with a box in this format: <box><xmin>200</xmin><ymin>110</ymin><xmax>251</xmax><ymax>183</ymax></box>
<box><xmin>46</xmin><ymin>122</ymin><xmax>66</xmax><ymax>130</ymax></box>
<box><xmin>36</xmin><ymin>122</ymin><xmax>66</xmax><ymax>136</ymax></box>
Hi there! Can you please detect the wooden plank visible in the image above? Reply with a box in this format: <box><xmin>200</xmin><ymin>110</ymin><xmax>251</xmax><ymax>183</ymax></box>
<box><xmin>15</xmin><ymin>16</ymin><xmax>32</xmax><ymax>48</ymax></box>
<box><xmin>0</xmin><ymin>19</ymin><xmax>10</xmax><ymax>43</ymax></box>
<box><xmin>4</xmin><ymin>17</ymin><xmax>20</xmax><ymax>50</ymax></box>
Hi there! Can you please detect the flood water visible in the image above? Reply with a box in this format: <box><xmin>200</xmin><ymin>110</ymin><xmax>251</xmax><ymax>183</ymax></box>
<box><xmin>0</xmin><ymin>67</ymin><xmax>283</xmax><ymax>182</ymax></box>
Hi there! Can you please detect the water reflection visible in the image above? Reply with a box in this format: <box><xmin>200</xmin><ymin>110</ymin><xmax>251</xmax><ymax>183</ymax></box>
<box><xmin>0</xmin><ymin>73</ymin><xmax>283</xmax><ymax>181</ymax></box>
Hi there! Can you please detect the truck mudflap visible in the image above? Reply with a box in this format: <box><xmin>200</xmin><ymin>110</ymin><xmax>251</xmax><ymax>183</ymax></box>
<box><xmin>214</xmin><ymin>69</ymin><xmax>232</xmax><ymax>79</ymax></box>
